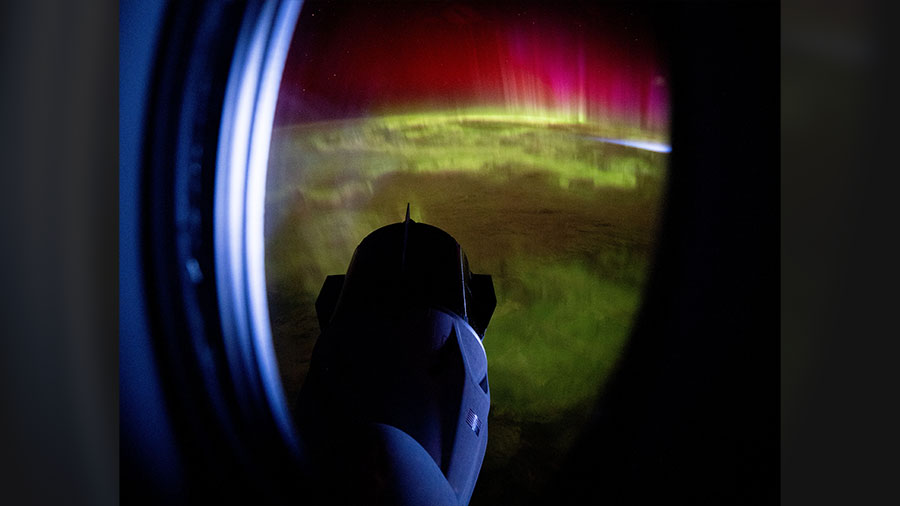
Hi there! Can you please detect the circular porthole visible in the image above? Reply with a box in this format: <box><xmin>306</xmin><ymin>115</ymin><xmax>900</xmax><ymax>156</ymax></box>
<box><xmin>131</xmin><ymin>1</ymin><xmax>670</xmax><ymax>503</ymax></box>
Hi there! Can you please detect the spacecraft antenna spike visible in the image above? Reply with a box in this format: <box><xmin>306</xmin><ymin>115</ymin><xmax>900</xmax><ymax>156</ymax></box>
<box><xmin>401</xmin><ymin>203</ymin><xmax>411</xmax><ymax>271</ymax></box>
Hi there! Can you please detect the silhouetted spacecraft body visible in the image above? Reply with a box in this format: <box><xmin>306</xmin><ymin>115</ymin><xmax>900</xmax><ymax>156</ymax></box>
<box><xmin>297</xmin><ymin>210</ymin><xmax>496</xmax><ymax>505</ymax></box>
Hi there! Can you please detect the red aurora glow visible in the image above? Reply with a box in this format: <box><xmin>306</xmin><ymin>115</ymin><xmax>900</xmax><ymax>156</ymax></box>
<box><xmin>275</xmin><ymin>1</ymin><xmax>669</xmax><ymax>133</ymax></box>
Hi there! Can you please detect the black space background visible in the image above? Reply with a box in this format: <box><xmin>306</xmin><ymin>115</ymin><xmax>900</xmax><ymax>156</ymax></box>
<box><xmin>2</xmin><ymin>0</ymin><xmax>900</xmax><ymax>505</ymax></box>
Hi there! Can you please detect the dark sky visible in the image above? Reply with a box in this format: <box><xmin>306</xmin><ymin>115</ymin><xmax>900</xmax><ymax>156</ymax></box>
<box><xmin>274</xmin><ymin>1</ymin><xmax>668</xmax><ymax>130</ymax></box>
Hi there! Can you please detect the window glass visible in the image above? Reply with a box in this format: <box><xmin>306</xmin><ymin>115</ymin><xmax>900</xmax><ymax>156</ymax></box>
<box><xmin>265</xmin><ymin>2</ymin><xmax>669</xmax><ymax>502</ymax></box>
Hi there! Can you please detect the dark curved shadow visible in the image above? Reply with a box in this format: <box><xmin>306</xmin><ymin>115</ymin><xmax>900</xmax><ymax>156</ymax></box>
<box><xmin>539</xmin><ymin>3</ymin><xmax>780</xmax><ymax>504</ymax></box>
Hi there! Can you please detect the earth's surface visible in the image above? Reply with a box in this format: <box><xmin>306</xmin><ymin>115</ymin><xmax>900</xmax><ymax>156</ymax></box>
<box><xmin>264</xmin><ymin>112</ymin><xmax>667</xmax><ymax>504</ymax></box>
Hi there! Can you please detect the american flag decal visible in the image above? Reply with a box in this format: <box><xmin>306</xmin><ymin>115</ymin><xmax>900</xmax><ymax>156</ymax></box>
<box><xmin>466</xmin><ymin>409</ymin><xmax>482</xmax><ymax>436</ymax></box>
